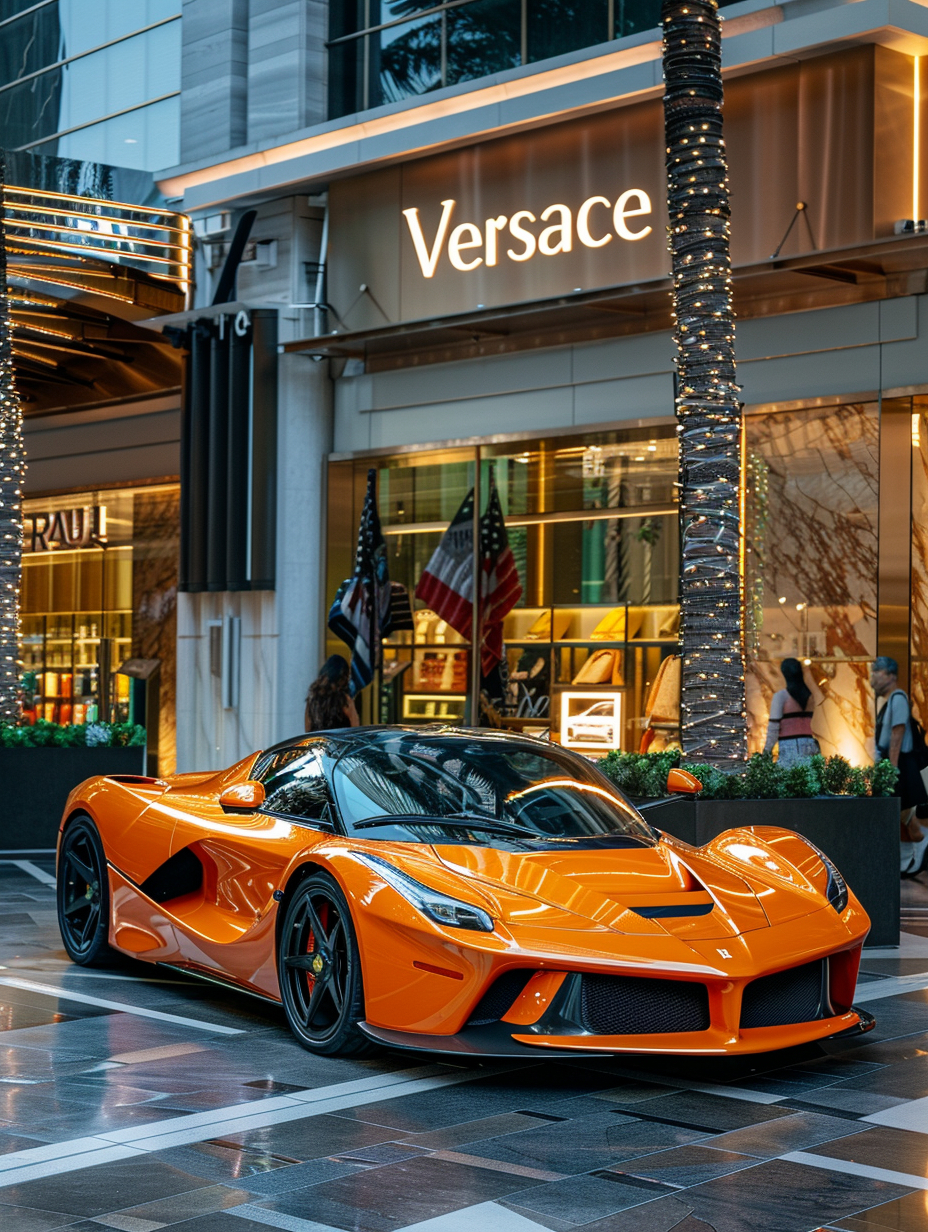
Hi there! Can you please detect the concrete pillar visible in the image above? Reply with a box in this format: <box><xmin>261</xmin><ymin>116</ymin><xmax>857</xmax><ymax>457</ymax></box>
<box><xmin>180</xmin><ymin>0</ymin><xmax>248</xmax><ymax>163</ymax></box>
<box><xmin>247</xmin><ymin>0</ymin><xmax>328</xmax><ymax>144</ymax></box>
<box><xmin>272</xmin><ymin>351</ymin><xmax>334</xmax><ymax>742</ymax></box>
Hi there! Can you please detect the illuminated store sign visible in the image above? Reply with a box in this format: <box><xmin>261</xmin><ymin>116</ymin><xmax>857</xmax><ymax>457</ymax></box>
<box><xmin>403</xmin><ymin>191</ymin><xmax>652</xmax><ymax>276</ymax></box>
<box><xmin>28</xmin><ymin>505</ymin><xmax>107</xmax><ymax>552</ymax></box>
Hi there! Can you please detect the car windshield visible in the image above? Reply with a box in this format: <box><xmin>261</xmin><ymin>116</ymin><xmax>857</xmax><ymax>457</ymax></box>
<box><xmin>330</xmin><ymin>733</ymin><xmax>653</xmax><ymax>844</ymax></box>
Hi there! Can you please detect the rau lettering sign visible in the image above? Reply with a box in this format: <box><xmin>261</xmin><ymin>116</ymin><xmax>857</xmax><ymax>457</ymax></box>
<box><xmin>402</xmin><ymin>191</ymin><xmax>653</xmax><ymax>277</ymax></box>
<box><xmin>27</xmin><ymin>505</ymin><xmax>108</xmax><ymax>553</ymax></box>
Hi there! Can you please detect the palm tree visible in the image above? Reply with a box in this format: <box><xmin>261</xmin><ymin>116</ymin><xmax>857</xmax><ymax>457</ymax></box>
<box><xmin>0</xmin><ymin>152</ymin><xmax>25</xmax><ymax>722</ymax></box>
<box><xmin>661</xmin><ymin>0</ymin><xmax>746</xmax><ymax>761</ymax></box>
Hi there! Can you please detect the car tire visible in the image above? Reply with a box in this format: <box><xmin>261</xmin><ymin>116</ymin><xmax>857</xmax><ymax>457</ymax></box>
<box><xmin>57</xmin><ymin>815</ymin><xmax>113</xmax><ymax>966</ymax></box>
<box><xmin>278</xmin><ymin>870</ymin><xmax>376</xmax><ymax>1056</ymax></box>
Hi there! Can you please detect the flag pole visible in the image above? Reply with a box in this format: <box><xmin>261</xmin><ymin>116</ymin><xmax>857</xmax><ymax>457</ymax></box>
<box><xmin>469</xmin><ymin>447</ymin><xmax>482</xmax><ymax>726</ymax></box>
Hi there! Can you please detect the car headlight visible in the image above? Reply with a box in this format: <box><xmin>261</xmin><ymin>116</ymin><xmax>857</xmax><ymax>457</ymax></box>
<box><xmin>803</xmin><ymin>841</ymin><xmax>848</xmax><ymax>913</ymax></box>
<box><xmin>358</xmin><ymin>852</ymin><xmax>494</xmax><ymax>932</ymax></box>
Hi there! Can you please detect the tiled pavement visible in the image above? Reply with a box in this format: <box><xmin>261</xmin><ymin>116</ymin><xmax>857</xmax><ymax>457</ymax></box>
<box><xmin>3</xmin><ymin>859</ymin><xmax>928</xmax><ymax>1232</ymax></box>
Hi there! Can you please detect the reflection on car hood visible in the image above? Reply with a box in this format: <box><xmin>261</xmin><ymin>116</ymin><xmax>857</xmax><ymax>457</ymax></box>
<box><xmin>431</xmin><ymin>841</ymin><xmax>779</xmax><ymax>940</ymax></box>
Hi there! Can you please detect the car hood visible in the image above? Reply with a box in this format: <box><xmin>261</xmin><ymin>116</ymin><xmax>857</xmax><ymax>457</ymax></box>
<box><xmin>429</xmin><ymin>839</ymin><xmax>815</xmax><ymax>940</ymax></box>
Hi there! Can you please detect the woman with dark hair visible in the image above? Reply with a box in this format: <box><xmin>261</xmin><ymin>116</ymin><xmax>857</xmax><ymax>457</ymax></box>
<box><xmin>763</xmin><ymin>657</ymin><xmax>822</xmax><ymax>765</ymax></box>
<box><xmin>305</xmin><ymin>655</ymin><xmax>360</xmax><ymax>732</ymax></box>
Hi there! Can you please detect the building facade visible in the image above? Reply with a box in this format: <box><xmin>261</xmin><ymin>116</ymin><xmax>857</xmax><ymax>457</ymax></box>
<box><xmin>156</xmin><ymin>0</ymin><xmax>928</xmax><ymax>770</ymax></box>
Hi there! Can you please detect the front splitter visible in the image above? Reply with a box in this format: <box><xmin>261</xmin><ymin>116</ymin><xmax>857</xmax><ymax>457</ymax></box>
<box><xmin>358</xmin><ymin>1020</ymin><xmax>605</xmax><ymax>1058</ymax></box>
<box><xmin>360</xmin><ymin>1004</ymin><xmax>876</xmax><ymax>1058</ymax></box>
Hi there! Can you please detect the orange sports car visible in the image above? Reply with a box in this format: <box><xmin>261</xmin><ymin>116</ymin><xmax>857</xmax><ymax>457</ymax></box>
<box><xmin>56</xmin><ymin>727</ymin><xmax>874</xmax><ymax>1057</ymax></box>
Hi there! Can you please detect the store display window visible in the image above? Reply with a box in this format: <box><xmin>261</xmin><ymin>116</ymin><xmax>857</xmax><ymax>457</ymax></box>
<box><xmin>326</xmin><ymin>427</ymin><xmax>681</xmax><ymax>752</ymax></box>
<box><xmin>20</xmin><ymin>484</ymin><xmax>180</xmax><ymax>771</ymax></box>
<box><xmin>744</xmin><ymin>401</ymin><xmax>879</xmax><ymax>762</ymax></box>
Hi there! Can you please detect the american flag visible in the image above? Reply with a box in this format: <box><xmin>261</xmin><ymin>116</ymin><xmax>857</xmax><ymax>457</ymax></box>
<box><xmin>415</xmin><ymin>477</ymin><xmax>521</xmax><ymax>674</ymax></box>
<box><xmin>328</xmin><ymin>468</ymin><xmax>392</xmax><ymax>694</ymax></box>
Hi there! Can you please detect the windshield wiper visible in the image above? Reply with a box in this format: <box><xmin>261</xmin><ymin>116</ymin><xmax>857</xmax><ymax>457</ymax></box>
<box><xmin>441</xmin><ymin>812</ymin><xmax>542</xmax><ymax>838</ymax></box>
<box><xmin>352</xmin><ymin>813</ymin><xmax>539</xmax><ymax>839</ymax></box>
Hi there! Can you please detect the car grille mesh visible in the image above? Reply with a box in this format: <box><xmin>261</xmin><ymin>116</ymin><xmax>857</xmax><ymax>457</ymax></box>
<box><xmin>466</xmin><ymin>970</ymin><xmax>534</xmax><ymax>1026</ymax></box>
<box><xmin>740</xmin><ymin>959</ymin><xmax>827</xmax><ymax>1029</ymax></box>
<box><xmin>580</xmin><ymin>974</ymin><xmax>710</xmax><ymax>1035</ymax></box>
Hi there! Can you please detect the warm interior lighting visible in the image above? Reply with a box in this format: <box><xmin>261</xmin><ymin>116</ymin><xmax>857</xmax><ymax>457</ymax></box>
<box><xmin>913</xmin><ymin>411</ymin><xmax>921</xmax><ymax>448</ymax></box>
<box><xmin>916</xmin><ymin>56</ymin><xmax>921</xmax><ymax>223</ymax></box>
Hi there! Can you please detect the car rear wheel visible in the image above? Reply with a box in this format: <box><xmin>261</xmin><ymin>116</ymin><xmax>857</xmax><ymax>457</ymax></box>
<box><xmin>278</xmin><ymin>871</ymin><xmax>375</xmax><ymax>1056</ymax></box>
<box><xmin>57</xmin><ymin>816</ymin><xmax>112</xmax><ymax>966</ymax></box>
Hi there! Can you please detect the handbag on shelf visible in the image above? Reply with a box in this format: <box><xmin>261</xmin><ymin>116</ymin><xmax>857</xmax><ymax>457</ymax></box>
<box><xmin>572</xmin><ymin>648</ymin><xmax>617</xmax><ymax>685</ymax></box>
<box><xmin>524</xmin><ymin>611</ymin><xmax>572</xmax><ymax>641</ymax></box>
<box><xmin>645</xmin><ymin>654</ymin><xmax>681</xmax><ymax>724</ymax></box>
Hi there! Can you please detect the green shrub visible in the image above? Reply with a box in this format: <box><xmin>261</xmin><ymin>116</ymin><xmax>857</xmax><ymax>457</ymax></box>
<box><xmin>0</xmin><ymin>721</ymin><xmax>146</xmax><ymax>748</ymax></box>
<box><xmin>866</xmin><ymin>758</ymin><xmax>899</xmax><ymax>797</ymax></box>
<box><xmin>740</xmin><ymin>752</ymin><xmax>785</xmax><ymax>799</ymax></box>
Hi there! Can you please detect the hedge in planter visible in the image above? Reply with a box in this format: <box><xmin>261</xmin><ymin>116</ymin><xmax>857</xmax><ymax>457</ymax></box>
<box><xmin>599</xmin><ymin>749</ymin><xmax>899</xmax><ymax>800</ymax></box>
<box><xmin>0</xmin><ymin>721</ymin><xmax>147</xmax><ymax>851</ymax></box>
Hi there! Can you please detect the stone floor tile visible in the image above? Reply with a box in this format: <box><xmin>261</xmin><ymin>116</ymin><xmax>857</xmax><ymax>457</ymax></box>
<box><xmin>504</xmin><ymin>1171</ymin><xmax>671</xmax><ymax>1223</ymax></box>
<box><xmin>614</xmin><ymin>1144</ymin><xmax>759</xmax><ymax>1188</ymax></box>
<box><xmin>221</xmin><ymin>1114</ymin><xmax>412</xmax><ymax>1162</ymax></box>
<box><xmin>681</xmin><ymin>1156</ymin><xmax>914</xmax><ymax>1232</ymax></box>
<box><xmin>257</xmin><ymin>1154</ymin><xmax>540</xmax><ymax>1231</ymax></box>
<box><xmin>235</xmin><ymin>1159</ymin><xmax>368</xmax><ymax>1196</ymax></box>
<box><xmin>0</xmin><ymin>1203</ymin><xmax>79</xmax><ymax>1232</ymax></box>
<box><xmin>608</xmin><ymin>1091</ymin><xmax>792</xmax><ymax>1133</ymax></box>
<box><xmin>811</xmin><ymin>1124</ymin><xmax>928</xmax><ymax>1174</ymax></box>
<box><xmin>828</xmin><ymin>1187</ymin><xmax>928</xmax><ymax>1229</ymax></box>
<box><xmin>0</xmin><ymin>1158</ymin><xmax>215</xmax><ymax>1220</ymax></box>
<box><xmin>705</xmin><ymin>1112</ymin><xmax>872</xmax><ymax>1159</ymax></box>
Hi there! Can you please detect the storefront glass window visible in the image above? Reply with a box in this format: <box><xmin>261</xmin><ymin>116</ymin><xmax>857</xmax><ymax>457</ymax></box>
<box><xmin>327</xmin><ymin>426</ymin><xmax>680</xmax><ymax>753</ymax></box>
<box><xmin>21</xmin><ymin>483</ymin><xmax>179</xmax><ymax>772</ymax></box>
<box><xmin>745</xmin><ymin>402</ymin><xmax>879</xmax><ymax>763</ymax></box>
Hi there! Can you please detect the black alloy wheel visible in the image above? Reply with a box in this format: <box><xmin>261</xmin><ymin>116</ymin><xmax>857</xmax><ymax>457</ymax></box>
<box><xmin>278</xmin><ymin>871</ymin><xmax>373</xmax><ymax>1055</ymax></box>
<box><xmin>57</xmin><ymin>816</ymin><xmax>112</xmax><ymax>965</ymax></box>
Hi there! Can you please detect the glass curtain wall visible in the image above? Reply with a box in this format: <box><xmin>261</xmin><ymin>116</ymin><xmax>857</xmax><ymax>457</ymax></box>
<box><xmin>329</xmin><ymin>0</ymin><xmax>739</xmax><ymax>118</ymax></box>
<box><xmin>0</xmin><ymin>0</ymin><xmax>181</xmax><ymax>171</ymax></box>
<box><xmin>326</xmin><ymin>426</ymin><xmax>680</xmax><ymax>752</ymax></box>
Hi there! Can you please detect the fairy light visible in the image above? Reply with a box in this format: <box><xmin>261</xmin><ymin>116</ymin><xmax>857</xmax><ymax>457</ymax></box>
<box><xmin>662</xmin><ymin>0</ymin><xmax>746</xmax><ymax>762</ymax></box>
<box><xmin>0</xmin><ymin>155</ymin><xmax>26</xmax><ymax>722</ymax></box>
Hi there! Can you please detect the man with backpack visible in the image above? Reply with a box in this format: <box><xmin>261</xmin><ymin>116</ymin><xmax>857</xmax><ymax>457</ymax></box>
<box><xmin>872</xmin><ymin>656</ymin><xmax>928</xmax><ymax>876</ymax></box>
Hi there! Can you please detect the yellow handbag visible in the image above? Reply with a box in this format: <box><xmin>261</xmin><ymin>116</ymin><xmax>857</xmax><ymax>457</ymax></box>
<box><xmin>525</xmin><ymin>611</ymin><xmax>572</xmax><ymax>640</ymax></box>
<box><xmin>591</xmin><ymin>608</ymin><xmax>626</xmax><ymax>640</ymax></box>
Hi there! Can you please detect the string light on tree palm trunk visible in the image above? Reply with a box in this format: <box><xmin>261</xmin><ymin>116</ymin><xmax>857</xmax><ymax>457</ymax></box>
<box><xmin>661</xmin><ymin>0</ymin><xmax>746</xmax><ymax>761</ymax></box>
<box><xmin>0</xmin><ymin>154</ymin><xmax>25</xmax><ymax>722</ymax></box>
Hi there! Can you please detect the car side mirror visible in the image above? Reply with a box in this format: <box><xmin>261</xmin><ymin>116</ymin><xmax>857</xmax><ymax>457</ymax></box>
<box><xmin>667</xmin><ymin>768</ymin><xmax>703</xmax><ymax>795</ymax></box>
<box><xmin>220</xmin><ymin>781</ymin><xmax>266</xmax><ymax>813</ymax></box>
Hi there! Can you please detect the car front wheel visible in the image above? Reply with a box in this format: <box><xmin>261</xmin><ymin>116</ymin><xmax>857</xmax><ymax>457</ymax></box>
<box><xmin>57</xmin><ymin>816</ymin><xmax>112</xmax><ymax>966</ymax></box>
<box><xmin>278</xmin><ymin>871</ymin><xmax>374</xmax><ymax>1056</ymax></box>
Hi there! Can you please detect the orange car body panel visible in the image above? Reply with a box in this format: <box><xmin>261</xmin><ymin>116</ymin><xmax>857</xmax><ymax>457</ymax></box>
<box><xmin>58</xmin><ymin>752</ymin><xmax>872</xmax><ymax>1056</ymax></box>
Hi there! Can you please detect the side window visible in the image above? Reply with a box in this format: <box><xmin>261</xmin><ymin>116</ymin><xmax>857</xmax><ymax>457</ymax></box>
<box><xmin>258</xmin><ymin>748</ymin><xmax>331</xmax><ymax>824</ymax></box>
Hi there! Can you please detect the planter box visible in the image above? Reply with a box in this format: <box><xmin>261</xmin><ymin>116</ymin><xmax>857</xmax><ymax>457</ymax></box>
<box><xmin>0</xmin><ymin>747</ymin><xmax>145</xmax><ymax>852</ymax></box>
<box><xmin>638</xmin><ymin>795</ymin><xmax>900</xmax><ymax>947</ymax></box>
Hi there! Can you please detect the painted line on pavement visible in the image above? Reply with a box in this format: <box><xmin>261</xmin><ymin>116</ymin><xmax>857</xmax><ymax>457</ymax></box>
<box><xmin>853</xmin><ymin>973</ymin><xmax>928</xmax><ymax>1002</ymax></box>
<box><xmin>0</xmin><ymin>859</ymin><xmax>56</xmax><ymax>886</ymax></box>
<box><xmin>864</xmin><ymin>1094</ymin><xmax>928</xmax><ymax>1132</ymax></box>
<box><xmin>0</xmin><ymin>976</ymin><xmax>244</xmax><ymax>1035</ymax></box>
<box><xmin>0</xmin><ymin>1063</ymin><xmax>514</xmax><ymax>1188</ymax></box>
<box><xmin>783</xmin><ymin>1150</ymin><xmax>928</xmax><ymax>1190</ymax></box>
